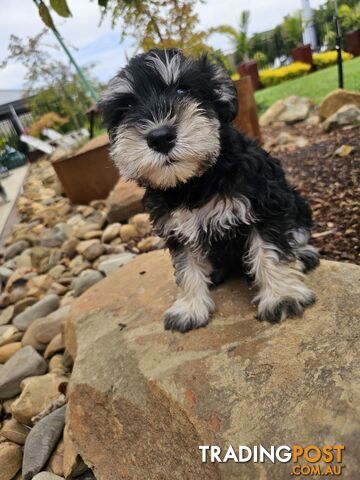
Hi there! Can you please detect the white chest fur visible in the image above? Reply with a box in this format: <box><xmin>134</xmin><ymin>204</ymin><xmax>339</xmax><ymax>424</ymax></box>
<box><xmin>157</xmin><ymin>195</ymin><xmax>256</xmax><ymax>251</ymax></box>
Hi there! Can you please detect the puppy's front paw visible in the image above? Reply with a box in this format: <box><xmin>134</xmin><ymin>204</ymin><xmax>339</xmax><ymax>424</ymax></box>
<box><xmin>257</xmin><ymin>293</ymin><xmax>315</xmax><ymax>323</ymax></box>
<box><xmin>164</xmin><ymin>301</ymin><xmax>211</xmax><ymax>333</ymax></box>
<box><xmin>164</xmin><ymin>312</ymin><xmax>204</xmax><ymax>333</ymax></box>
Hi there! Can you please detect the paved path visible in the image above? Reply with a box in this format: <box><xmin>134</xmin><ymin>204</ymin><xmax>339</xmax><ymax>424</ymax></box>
<box><xmin>0</xmin><ymin>165</ymin><xmax>29</xmax><ymax>244</ymax></box>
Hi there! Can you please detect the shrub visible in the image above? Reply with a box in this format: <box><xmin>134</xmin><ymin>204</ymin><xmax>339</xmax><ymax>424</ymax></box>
<box><xmin>313</xmin><ymin>50</ymin><xmax>353</xmax><ymax>69</ymax></box>
<box><xmin>27</xmin><ymin>112</ymin><xmax>69</xmax><ymax>138</ymax></box>
<box><xmin>254</xmin><ymin>51</ymin><xmax>268</xmax><ymax>68</ymax></box>
<box><xmin>260</xmin><ymin>62</ymin><xmax>311</xmax><ymax>87</ymax></box>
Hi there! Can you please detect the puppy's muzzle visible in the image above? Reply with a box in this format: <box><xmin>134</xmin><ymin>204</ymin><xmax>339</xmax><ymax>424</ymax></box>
<box><xmin>147</xmin><ymin>126</ymin><xmax>176</xmax><ymax>154</ymax></box>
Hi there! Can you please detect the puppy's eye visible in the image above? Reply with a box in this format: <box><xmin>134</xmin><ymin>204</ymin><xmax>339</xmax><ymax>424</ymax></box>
<box><xmin>121</xmin><ymin>101</ymin><xmax>134</xmax><ymax>109</ymax></box>
<box><xmin>176</xmin><ymin>86</ymin><xmax>189</xmax><ymax>95</ymax></box>
<box><xmin>118</xmin><ymin>94</ymin><xmax>136</xmax><ymax>110</ymax></box>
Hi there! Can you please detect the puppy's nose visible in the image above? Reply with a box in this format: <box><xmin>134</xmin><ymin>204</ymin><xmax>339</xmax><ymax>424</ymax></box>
<box><xmin>147</xmin><ymin>126</ymin><xmax>176</xmax><ymax>154</ymax></box>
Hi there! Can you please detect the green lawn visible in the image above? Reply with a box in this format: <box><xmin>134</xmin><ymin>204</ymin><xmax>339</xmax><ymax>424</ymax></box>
<box><xmin>255</xmin><ymin>57</ymin><xmax>360</xmax><ymax>115</ymax></box>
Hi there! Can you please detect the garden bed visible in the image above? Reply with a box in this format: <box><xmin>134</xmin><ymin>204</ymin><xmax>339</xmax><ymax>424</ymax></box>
<box><xmin>263</xmin><ymin>124</ymin><xmax>359</xmax><ymax>265</ymax></box>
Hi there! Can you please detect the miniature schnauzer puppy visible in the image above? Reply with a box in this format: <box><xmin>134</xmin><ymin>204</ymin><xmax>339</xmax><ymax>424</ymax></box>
<box><xmin>101</xmin><ymin>49</ymin><xmax>319</xmax><ymax>333</ymax></box>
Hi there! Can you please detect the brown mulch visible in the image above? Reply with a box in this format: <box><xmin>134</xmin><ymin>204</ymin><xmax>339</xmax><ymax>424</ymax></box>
<box><xmin>262</xmin><ymin>124</ymin><xmax>359</xmax><ymax>265</ymax></box>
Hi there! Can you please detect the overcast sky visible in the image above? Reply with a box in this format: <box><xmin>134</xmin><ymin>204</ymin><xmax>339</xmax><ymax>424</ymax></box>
<box><xmin>0</xmin><ymin>0</ymin><xmax>326</xmax><ymax>90</ymax></box>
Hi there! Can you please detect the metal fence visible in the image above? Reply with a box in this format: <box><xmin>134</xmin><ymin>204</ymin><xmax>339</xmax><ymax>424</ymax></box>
<box><xmin>0</xmin><ymin>119</ymin><xmax>17</xmax><ymax>140</ymax></box>
<box><xmin>0</xmin><ymin>112</ymin><xmax>33</xmax><ymax>141</ymax></box>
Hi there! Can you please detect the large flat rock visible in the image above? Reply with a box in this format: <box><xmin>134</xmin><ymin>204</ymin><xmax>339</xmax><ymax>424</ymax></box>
<box><xmin>318</xmin><ymin>88</ymin><xmax>360</xmax><ymax>119</ymax></box>
<box><xmin>65</xmin><ymin>251</ymin><xmax>360</xmax><ymax>479</ymax></box>
<box><xmin>106</xmin><ymin>179</ymin><xmax>145</xmax><ymax>223</ymax></box>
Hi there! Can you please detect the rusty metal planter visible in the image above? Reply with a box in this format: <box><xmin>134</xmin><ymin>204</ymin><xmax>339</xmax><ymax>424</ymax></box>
<box><xmin>51</xmin><ymin>133</ymin><xmax>119</xmax><ymax>205</ymax></box>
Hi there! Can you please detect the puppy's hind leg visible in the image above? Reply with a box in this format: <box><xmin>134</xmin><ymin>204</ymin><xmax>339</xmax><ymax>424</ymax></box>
<box><xmin>296</xmin><ymin>245</ymin><xmax>320</xmax><ymax>273</ymax></box>
<box><xmin>165</xmin><ymin>247</ymin><xmax>214</xmax><ymax>333</ymax></box>
<box><xmin>289</xmin><ymin>228</ymin><xmax>320</xmax><ymax>273</ymax></box>
<box><xmin>245</xmin><ymin>230</ymin><xmax>315</xmax><ymax>323</ymax></box>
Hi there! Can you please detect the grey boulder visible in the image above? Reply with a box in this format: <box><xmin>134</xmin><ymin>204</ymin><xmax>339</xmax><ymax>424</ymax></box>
<box><xmin>4</xmin><ymin>240</ymin><xmax>29</xmax><ymax>260</ymax></box>
<box><xmin>22</xmin><ymin>405</ymin><xmax>66</xmax><ymax>480</ymax></box>
<box><xmin>0</xmin><ymin>266</ymin><xmax>13</xmax><ymax>284</ymax></box>
<box><xmin>72</xmin><ymin>270</ymin><xmax>104</xmax><ymax>298</ymax></box>
<box><xmin>0</xmin><ymin>346</ymin><xmax>47</xmax><ymax>399</ymax></box>
<box><xmin>97</xmin><ymin>253</ymin><xmax>135</xmax><ymax>276</ymax></box>
<box><xmin>13</xmin><ymin>294</ymin><xmax>60</xmax><ymax>331</ymax></box>
<box><xmin>32</xmin><ymin>473</ymin><xmax>65</xmax><ymax>480</ymax></box>
<box><xmin>323</xmin><ymin>103</ymin><xmax>360</xmax><ymax>131</ymax></box>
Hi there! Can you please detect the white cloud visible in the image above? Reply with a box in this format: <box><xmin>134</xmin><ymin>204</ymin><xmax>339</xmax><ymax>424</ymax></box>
<box><xmin>0</xmin><ymin>0</ymin><xmax>327</xmax><ymax>89</ymax></box>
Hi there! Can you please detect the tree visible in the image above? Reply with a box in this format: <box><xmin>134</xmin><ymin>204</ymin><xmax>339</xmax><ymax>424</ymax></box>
<box><xmin>1</xmin><ymin>30</ymin><xmax>95</xmax><ymax>132</ymax></box>
<box><xmin>28</xmin><ymin>69</ymin><xmax>96</xmax><ymax>133</ymax></box>
<box><xmin>215</xmin><ymin>10</ymin><xmax>251</xmax><ymax>65</ymax></box>
<box><xmin>34</xmin><ymin>0</ymin><xmax>214</xmax><ymax>56</ymax></box>
<box><xmin>313</xmin><ymin>0</ymin><xmax>359</xmax><ymax>47</ymax></box>
<box><xmin>248</xmin><ymin>27</ymin><xmax>288</xmax><ymax>67</ymax></box>
<box><xmin>207</xmin><ymin>49</ymin><xmax>235</xmax><ymax>75</ymax></box>
<box><xmin>105</xmin><ymin>0</ymin><xmax>213</xmax><ymax>54</ymax></box>
<box><xmin>338</xmin><ymin>3</ymin><xmax>360</xmax><ymax>32</ymax></box>
<box><xmin>282</xmin><ymin>11</ymin><xmax>303</xmax><ymax>49</ymax></box>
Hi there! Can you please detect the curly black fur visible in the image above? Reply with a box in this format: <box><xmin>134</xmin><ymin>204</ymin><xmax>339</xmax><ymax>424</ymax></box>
<box><xmin>101</xmin><ymin>49</ymin><xmax>319</xmax><ymax>332</ymax></box>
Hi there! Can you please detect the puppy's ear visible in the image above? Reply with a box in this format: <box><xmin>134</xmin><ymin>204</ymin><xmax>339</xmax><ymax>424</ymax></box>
<box><xmin>211</xmin><ymin>64</ymin><xmax>238</xmax><ymax>123</ymax></box>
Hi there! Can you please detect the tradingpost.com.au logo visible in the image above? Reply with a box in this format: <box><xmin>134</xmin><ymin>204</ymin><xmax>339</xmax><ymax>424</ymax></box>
<box><xmin>199</xmin><ymin>444</ymin><xmax>346</xmax><ymax>476</ymax></box>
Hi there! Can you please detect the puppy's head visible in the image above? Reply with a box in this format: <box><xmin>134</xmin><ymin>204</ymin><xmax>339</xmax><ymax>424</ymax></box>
<box><xmin>100</xmin><ymin>49</ymin><xmax>238</xmax><ymax>189</ymax></box>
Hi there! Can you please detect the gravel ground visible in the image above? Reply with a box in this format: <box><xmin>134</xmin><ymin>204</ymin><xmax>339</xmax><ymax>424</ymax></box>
<box><xmin>263</xmin><ymin>124</ymin><xmax>359</xmax><ymax>265</ymax></box>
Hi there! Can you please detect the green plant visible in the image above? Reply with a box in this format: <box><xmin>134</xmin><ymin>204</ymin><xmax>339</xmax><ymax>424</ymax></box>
<box><xmin>28</xmin><ymin>71</ymin><xmax>94</xmax><ymax>132</ymax></box>
<box><xmin>260</xmin><ymin>62</ymin><xmax>311</xmax><ymax>87</ymax></box>
<box><xmin>254</xmin><ymin>51</ymin><xmax>268</xmax><ymax>69</ymax></box>
<box><xmin>323</xmin><ymin>24</ymin><xmax>337</xmax><ymax>49</ymax></box>
<box><xmin>215</xmin><ymin>10</ymin><xmax>251</xmax><ymax>64</ymax></box>
<box><xmin>208</xmin><ymin>49</ymin><xmax>235</xmax><ymax>76</ymax></box>
<box><xmin>3</xmin><ymin>30</ymin><xmax>95</xmax><ymax>132</ymax></box>
<box><xmin>282</xmin><ymin>11</ymin><xmax>303</xmax><ymax>48</ymax></box>
<box><xmin>248</xmin><ymin>27</ymin><xmax>288</xmax><ymax>66</ymax></box>
<box><xmin>338</xmin><ymin>3</ymin><xmax>360</xmax><ymax>32</ymax></box>
<box><xmin>313</xmin><ymin>0</ymin><xmax>359</xmax><ymax>46</ymax></box>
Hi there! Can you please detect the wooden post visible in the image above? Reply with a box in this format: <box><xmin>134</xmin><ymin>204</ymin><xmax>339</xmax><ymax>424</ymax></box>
<box><xmin>237</xmin><ymin>61</ymin><xmax>261</xmax><ymax>91</ymax></box>
<box><xmin>233</xmin><ymin>76</ymin><xmax>262</xmax><ymax>143</ymax></box>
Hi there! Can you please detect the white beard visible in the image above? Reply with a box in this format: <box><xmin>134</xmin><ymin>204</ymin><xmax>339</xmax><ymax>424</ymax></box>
<box><xmin>110</xmin><ymin>100</ymin><xmax>220</xmax><ymax>189</ymax></box>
